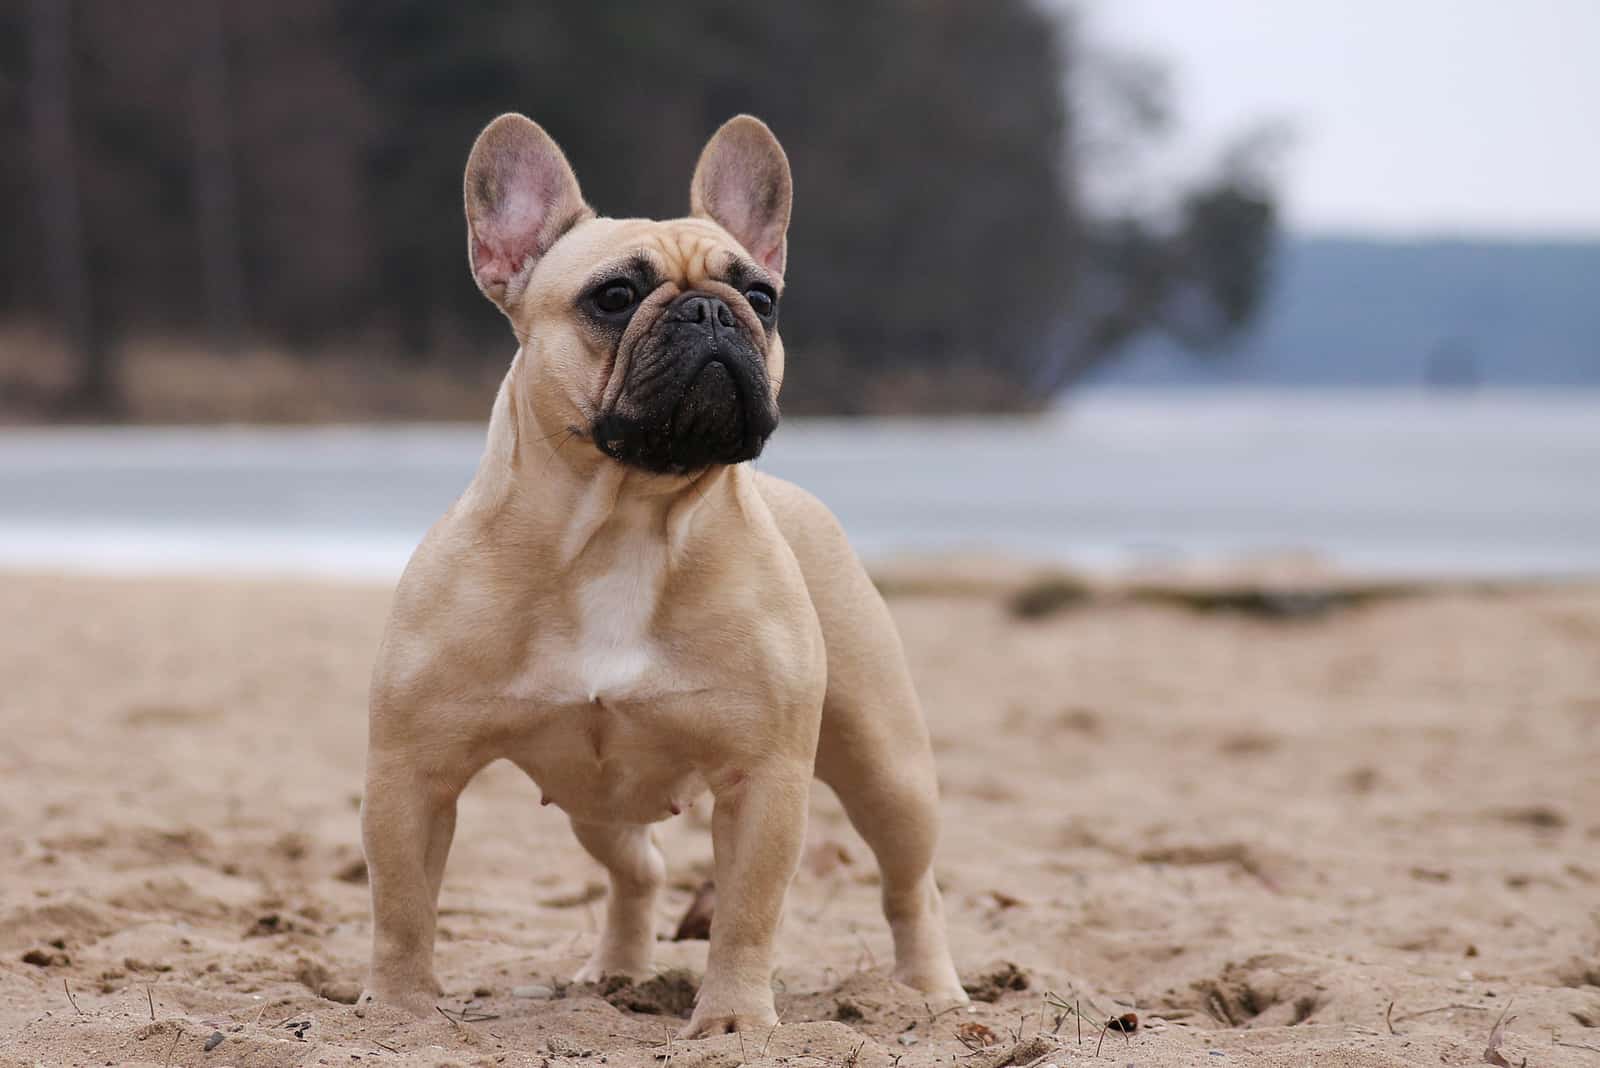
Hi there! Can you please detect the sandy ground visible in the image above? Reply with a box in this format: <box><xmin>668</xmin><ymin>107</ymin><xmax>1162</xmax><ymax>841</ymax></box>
<box><xmin>2</xmin><ymin>568</ymin><xmax>1598</xmax><ymax>1068</ymax></box>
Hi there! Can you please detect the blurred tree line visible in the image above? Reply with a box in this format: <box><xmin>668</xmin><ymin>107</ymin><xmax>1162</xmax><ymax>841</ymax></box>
<box><xmin>0</xmin><ymin>0</ymin><xmax>1278</xmax><ymax>419</ymax></box>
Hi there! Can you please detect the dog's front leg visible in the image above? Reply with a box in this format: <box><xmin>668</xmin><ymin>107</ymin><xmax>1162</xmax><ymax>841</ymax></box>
<box><xmin>356</xmin><ymin>748</ymin><xmax>464</xmax><ymax>1018</ymax></box>
<box><xmin>682</xmin><ymin>761</ymin><xmax>810</xmax><ymax>1038</ymax></box>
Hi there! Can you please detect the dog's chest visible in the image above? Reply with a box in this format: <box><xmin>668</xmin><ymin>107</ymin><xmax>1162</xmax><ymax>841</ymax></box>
<box><xmin>507</xmin><ymin>523</ymin><xmax>669</xmax><ymax>708</ymax></box>
<box><xmin>502</xmin><ymin>536</ymin><xmax>714</xmax><ymax>821</ymax></box>
<box><xmin>570</xmin><ymin>538</ymin><xmax>666</xmax><ymax>701</ymax></box>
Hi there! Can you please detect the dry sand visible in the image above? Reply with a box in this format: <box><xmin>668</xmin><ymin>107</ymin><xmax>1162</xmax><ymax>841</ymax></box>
<box><xmin>2</xmin><ymin>569</ymin><xmax>1598</xmax><ymax>1067</ymax></box>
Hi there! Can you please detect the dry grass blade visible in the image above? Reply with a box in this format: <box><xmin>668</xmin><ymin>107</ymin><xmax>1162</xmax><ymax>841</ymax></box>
<box><xmin>437</xmin><ymin>1004</ymin><xmax>500</xmax><ymax>1024</ymax></box>
<box><xmin>162</xmin><ymin>1027</ymin><xmax>181</xmax><ymax>1068</ymax></box>
<box><xmin>855</xmin><ymin>933</ymin><xmax>878</xmax><ymax>970</ymax></box>
<box><xmin>1107</xmin><ymin>1011</ymin><xmax>1138</xmax><ymax>1043</ymax></box>
<box><xmin>1554</xmin><ymin>1039</ymin><xmax>1600</xmax><ymax>1054</ymax></box>
<box><xmin>1482</xmin><ymin>1001</ymin><xmax>1519</xmax><ymax>1068</ymax></box>
<box><xmin>1393</xmin><ymin>1003</ymin><xmax>1492</xmax><ymax>1024</ymax></box>
<box><xmin>62</xmin><ymin>979</ymin><xmax>82</xmax><ymax>1015</ymax></box>
<box><xmin>1042</xmin><ymin>991</ymin><xmax>1093</xmax><ymax>1044</ymax></box>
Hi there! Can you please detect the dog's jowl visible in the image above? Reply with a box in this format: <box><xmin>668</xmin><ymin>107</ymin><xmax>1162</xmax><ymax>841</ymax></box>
<box><xmin>357</xmin><ymin>113</ymin><xmax>965</xmax><ymax>1038</ymax></box>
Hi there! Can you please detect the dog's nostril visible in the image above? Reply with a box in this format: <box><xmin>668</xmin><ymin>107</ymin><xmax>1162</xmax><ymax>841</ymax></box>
<box><xmin>673</xmin><ymin>294</ymin><xmax>743</xmax><ymax>329</ymax></box>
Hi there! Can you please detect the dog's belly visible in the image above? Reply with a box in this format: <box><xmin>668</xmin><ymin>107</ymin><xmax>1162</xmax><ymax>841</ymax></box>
<box><xmin>504</xmin><ymin>697</ymin><xmax>709</xmax><ymax>825</ymax></box>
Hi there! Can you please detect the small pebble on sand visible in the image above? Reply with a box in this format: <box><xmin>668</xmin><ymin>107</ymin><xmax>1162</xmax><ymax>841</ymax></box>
<box><xmin>513</xmin><ymin>984</ymin><xmax>555</xmax><ymax>999</ymax></box>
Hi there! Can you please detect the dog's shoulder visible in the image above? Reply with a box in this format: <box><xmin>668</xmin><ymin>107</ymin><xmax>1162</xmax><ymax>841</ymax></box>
<box><xmin>750</xmin><ymin>471</ymin><xmax>884</xmax><ymax>613</ymax></box>
<box><xmin>751</xmin><ymin>471</ymin><xmax>849</xmax><ymax>563</ymax></box>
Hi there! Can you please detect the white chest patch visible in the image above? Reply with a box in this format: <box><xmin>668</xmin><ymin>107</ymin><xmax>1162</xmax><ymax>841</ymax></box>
<box><xmin>573</xmin><ymin>532</ymin><xmax>666</xmax><ymax>701</ymax></box>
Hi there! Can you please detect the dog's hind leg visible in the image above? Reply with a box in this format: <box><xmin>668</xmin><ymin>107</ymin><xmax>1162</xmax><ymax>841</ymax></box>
<box><xmin>569</xmin><ymin>820</ymin><xmax>666</xmax><ymax>982</ymax></box>
<box><xmin>816</xmin><ymin>713</ymin><xmax>966</xmax><ymax>1002</ymax></box>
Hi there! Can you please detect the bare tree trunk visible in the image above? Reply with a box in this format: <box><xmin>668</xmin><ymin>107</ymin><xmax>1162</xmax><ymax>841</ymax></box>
<box><xmin>189</xmin><ymin>0</ymin><xmax>245</xmax><ymax>356</ymax></box>
<box><xmin>27</xmin><ymin>0</ymin><xmax>115</xmax><ymax>413</ymax></box>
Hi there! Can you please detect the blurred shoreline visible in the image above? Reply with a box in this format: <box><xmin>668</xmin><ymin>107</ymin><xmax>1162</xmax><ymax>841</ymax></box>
<box><xmin>4</xmin><ymin>389</ymin><xmax>1598</xmax><ymax>582</ymax></box>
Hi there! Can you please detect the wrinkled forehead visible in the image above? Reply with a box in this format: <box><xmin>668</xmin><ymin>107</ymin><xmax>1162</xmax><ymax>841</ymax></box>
<box><xmin>542</xmin><ymin>217</ymin><xmax>776</xmax><ymax>295</ymax></box>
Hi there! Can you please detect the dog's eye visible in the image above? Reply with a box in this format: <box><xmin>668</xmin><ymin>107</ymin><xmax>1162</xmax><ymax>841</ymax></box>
<box><xmin>591</xmin><ymin>281</ymin><xmax>638</xmax><ymax>315</ymax></box>
<box><xmin>744</xmin><ymin>284</ymin><xmax>777</xmax><ymax>319</ymax></box>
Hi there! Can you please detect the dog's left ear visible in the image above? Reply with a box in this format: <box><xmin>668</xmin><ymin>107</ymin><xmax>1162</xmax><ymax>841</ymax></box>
<box><xmin>690</xmin><ymin>115</ymin><xmax>792</xmax><ymax>279</ymax></box>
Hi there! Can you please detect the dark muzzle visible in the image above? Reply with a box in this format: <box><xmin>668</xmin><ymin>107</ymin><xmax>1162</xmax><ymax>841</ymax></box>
<box><xmin>594</xmin><ymin>292</ymin><xmax>778</xmax><ymax>473</ymax></box>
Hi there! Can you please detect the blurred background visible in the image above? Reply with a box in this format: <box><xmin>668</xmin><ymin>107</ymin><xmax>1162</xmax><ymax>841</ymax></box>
<box><xmin>1</xmin><ymin>0</ymin><xmax>1596</xmax><ymax>578</ymax></box>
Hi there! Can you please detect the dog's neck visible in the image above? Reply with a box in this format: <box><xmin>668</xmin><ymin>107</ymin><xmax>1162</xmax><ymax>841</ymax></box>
<box><xmin>465</xmin><ymin>352</ymin><xmax>729</xmax><ymax>569</ymax></box>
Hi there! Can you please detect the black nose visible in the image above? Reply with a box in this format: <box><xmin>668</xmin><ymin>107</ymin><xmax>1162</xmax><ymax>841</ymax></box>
<box><xmin>668</xmin><ymin>293</ymin><xmax>739</xmax><ymax>333</ymax></box>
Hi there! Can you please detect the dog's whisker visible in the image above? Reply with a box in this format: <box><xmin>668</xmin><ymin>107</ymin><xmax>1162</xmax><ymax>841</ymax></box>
<box><xmin>533</xmin><ymin>423</ymin><xmax>579</xmax><ymax>445</ymax></box>
<box><xmin>542</xmin><ymin>428</ymin><xmax>580</xmax><ymax>472</ymax></box>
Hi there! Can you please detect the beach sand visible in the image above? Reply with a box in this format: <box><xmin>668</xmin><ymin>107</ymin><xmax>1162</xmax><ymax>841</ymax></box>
<box><xmin>1</xmin><ymin>569</ymin><xmax>1597</xmax><ymax>1067</ymax></box>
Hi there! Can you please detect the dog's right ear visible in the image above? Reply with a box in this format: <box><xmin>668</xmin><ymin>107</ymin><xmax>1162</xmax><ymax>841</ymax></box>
<box><xmin>464</xmin><ymin>114</ymin><xmax>591</xmax><ymax>312</ymax></box>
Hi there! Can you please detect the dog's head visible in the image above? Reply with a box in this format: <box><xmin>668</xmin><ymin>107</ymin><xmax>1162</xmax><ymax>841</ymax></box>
<box><xmin>464</xmin><ymin>113</ymin><xmax>790</xmax><ymax>474</ymax></box>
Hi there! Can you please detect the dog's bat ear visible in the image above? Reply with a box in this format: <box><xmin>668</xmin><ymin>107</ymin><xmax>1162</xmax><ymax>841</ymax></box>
<box><xmin>690</xmin><ymin>115</ymin><xmax>792</xmax><ymax>280</ymax></box>
<box><xmin>464</xmin><ymin>114</ymin><xmax>591</xmax><ymax>312</ymax></box>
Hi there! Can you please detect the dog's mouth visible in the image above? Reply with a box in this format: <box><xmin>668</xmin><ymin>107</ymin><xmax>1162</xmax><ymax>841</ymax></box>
<box><xmin>592</xmin><ymin>294</ymin><xmax>779</xmax><ymax>474</ymax></box>
<box><xmin>593</xmin><ymin>354</ymin><xmax>775</xmax><ymax>473</ymax></box>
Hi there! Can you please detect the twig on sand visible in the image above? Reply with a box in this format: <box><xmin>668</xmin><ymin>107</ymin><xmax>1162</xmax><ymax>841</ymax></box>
<box><xmin>372</xmin><ymin>1039</ymin><xmax>401</xmax><ymax>1054</ymax></box>
<box><xmin>761</xmin><ymin>1026</ymin><xmax>777</xmax><ymax>1058</ymax></box>
<box><xmin>656</xmin><ymin>1025</ymin><xmax>675</xmax><ymax>1068</ymax></box>
<box><xmin>1384</xmin><ymin>1000</ymin><xmax>1396</xmax><ymax>1035</ymax></box>
<box><xmin>855</xmin><ymin>933</ymin><xmax>878</xmax><ymax>971</ymax></box>
<box><xmin>62</xmin><ymin>979</ymin><xmax>83</xmax><ymax>1015</ymax></box>
<box><xmin>737</xmin><ymin>1025</ymin><xmax>748</xmax><ymax>1065</ymax></box>
<box><xmin>162</xmin><ymin>1027</ymin><xmax>181</xmax><ymax>1068</ymax></box>
<box><xmin>844</xmin><ymin>1039</ymin><xmax>866</xmax><ymax>1068</ymax></box>
<box><xmin>436</xmin><ymin>1004</ymin><xmax>500</xmax><ymax>1025</ymax></box>
<box><xmin>1554</xmin><ymin>1039</ymin><xmax>1600</xmax><ymax>1055</ymax></box>
<box><xmin>1093</xmin><ymin>1013</ymin><xmax>1111</xmax><ymax>1058</ymax></box>
<box><xmin>1392</xmin><ymin>1003</ymin><xmax>1493</xmax><ymax>1024</ymax></box>
<box><xmin>1042</xmin><ymin>991</ymin><xmax>1094</xmax><ymax>1043</ymax></box>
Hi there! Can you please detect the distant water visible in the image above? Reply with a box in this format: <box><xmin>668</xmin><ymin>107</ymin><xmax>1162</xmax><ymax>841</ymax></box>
<box><xmin>1</xmin><ymin>390</ymin><xmax>1597</xmax><ymax>580</ymax></box>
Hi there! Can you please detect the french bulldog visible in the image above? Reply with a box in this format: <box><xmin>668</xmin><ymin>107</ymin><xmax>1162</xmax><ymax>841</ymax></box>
<box><xmin>357</xmin><ymin>113</ymin><xmax>965</xmax><ymax>1037</ymax></box>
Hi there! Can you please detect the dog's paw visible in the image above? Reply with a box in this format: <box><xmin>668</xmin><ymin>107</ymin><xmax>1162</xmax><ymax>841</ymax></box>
<box><xmin>893</xmin><ymin>965</ymin><xmax>969</xmax><ymax>1006</ymax></box>
<box><xmin>679</xmin><ymin>988</ymin><xmax>778</xmax><ymax>1038</ymax></box>
<box><xmin>572</xmin><ymin>957</ymin><xmax>653</xmax><ymax>985</ymax></box>
<box><xmin>354</xmin><ymin>985</ymin><xmax>438</xmax><ymax>1020</ymax></box>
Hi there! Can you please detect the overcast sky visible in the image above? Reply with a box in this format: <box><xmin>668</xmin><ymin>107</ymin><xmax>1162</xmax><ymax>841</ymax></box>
<box><xmin>1079</xmin><ymin>0</ymin><xmax>1600</xmax><ymax>238</ymax></box>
